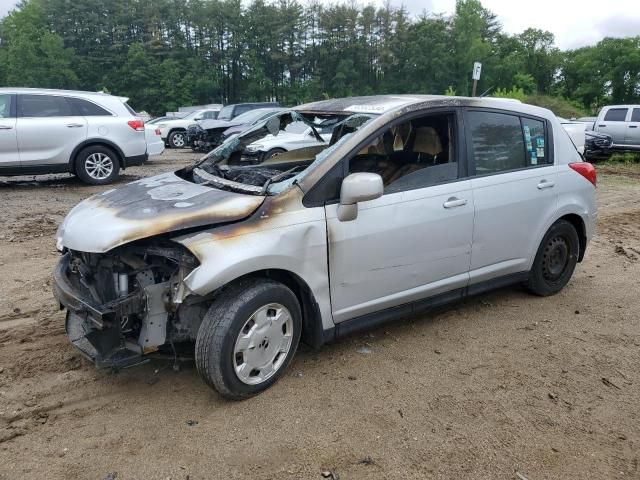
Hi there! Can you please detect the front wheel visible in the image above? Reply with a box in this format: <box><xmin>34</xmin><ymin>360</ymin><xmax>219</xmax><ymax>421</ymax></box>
<box><xmin>263</xmin><ymin>148</ymin><xmax>286</xmax><ymax>161</ymax></box>
<box><xmin>526</xmin><ymin>219</ymin><xmax>580</xmax><ymax>296</ymax></box>
<box><xmin>195</xmin><ymin>278</ymin><xmax>302</xmax><ymax>400</ymax></box>
<box><xmin>74</xmin><ymin>145</ymin><xmax>120</xmax><ymax>185</ymax></box>
<box><xmin>168</xmin><ymin>130</ymin><xmax>186</xmax><ymax>148</ymax></box>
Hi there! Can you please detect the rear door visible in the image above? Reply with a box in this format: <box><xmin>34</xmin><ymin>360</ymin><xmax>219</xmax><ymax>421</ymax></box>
<box><xmin>16</xmin><ymin>94</ymin><xmax>88</xmax><ymax>167</ymax></box>
<box><xmin>624</xmin><ymin>108</ymin><xmax>640</xmax><ymax>146</ymax></box>
<box><xmin>597</xmin><ymin>107</ymin><xmax>628</xmax><ymax>144</ymax></box>
<box><xmin>464</xmin><ymin>109</ymin><xmax>558</xmax><ymax>282</ymax></box>
<box><xmin>0</xmin><ymin>93</ymin><xmax>19</xmax><ymax>167</ymax></box>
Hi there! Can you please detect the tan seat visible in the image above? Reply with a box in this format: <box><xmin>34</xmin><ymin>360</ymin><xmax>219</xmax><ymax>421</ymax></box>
<box><xmin>413</xmin><ymin>127</ymin><xmax>443</xmax><ymax>156</ymax></box>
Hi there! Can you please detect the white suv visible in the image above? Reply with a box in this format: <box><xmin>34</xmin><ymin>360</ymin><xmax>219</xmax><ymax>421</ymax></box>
<box><xmin>0</xmin><ymin>88</ymin><xmax>148</xmax><ymax>184</ymax></box>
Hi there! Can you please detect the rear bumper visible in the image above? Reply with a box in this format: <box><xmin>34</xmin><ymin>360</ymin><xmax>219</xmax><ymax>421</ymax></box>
<box><xmin>123</xmin><ymin>153</ymin><xmax>148</xmax><ymax>167</ymax></box>
<box><xmin>53</xmin><ymin>253</ymin><xmax>146</xmax><ymax>369</ymax></box>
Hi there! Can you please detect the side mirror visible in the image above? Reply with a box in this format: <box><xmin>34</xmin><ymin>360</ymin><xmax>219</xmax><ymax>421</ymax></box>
<box><xmin>337</xmin><ymin>173</ymin><xmax>383</xmax><ymax>222</ymax></box>
<box><xmin>194</xmin><ymin>117</ymin><xmax>203</xmax><ymax>121</ymax></box>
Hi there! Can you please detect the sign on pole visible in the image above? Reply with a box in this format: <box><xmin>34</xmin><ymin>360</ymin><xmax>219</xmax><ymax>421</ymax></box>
<box><xmin>472</xmin><ymin>62</ymin><xmax>482</xmax><ymax>81</ymax></box>
<box><xmin>471</xmin><ymin>61</ymin><xmax>482</xmax><ymax>96</ymax></box>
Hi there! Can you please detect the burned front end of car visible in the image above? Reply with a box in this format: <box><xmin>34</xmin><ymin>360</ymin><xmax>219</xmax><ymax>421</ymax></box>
<box><xmin>53</xmin><ymin>241</ymin><xmax>202</xmax><ymax>369</ymax></box>
<box><xmin>186</xmin><ymin>123</ymin><xmax>226</xmax><ymax>153</ymax></box>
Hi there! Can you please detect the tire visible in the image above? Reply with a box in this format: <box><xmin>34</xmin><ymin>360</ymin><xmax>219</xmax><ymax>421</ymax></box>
<box><xmin>263</xmin><ymin>148</ymin><xmax>286</xmax><ymax>161</ymax></box>
<box><xmin>74</xmin><ymin>145</ymin><xmax>120</xmax><ymax>185</ymax></box>
<box><xmin>195</xmin><ymin>278</ymin><xmax>302</xmax><ymax>400</ymax></box>
<box><xmin>525</xmin><ymin>219</ymin><xmax>580</xmax><ymax>296</ymax></box>
<box><xmin>168</xmin><ymin>130</ymin><xmax>186</xmax><ymax>149</ymax></box>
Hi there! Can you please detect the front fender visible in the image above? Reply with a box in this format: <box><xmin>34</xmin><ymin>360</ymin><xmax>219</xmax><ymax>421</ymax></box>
<box><xmin>175</xmin><ymin>194</ymin><xmax>333</xmax><ymax>331</ymax></box>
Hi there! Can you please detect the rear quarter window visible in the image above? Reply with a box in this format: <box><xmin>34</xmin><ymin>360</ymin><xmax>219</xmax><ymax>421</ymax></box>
<box><xmin>68</xmin><ymin>97</ymin><xmax>112</xmax><ymax>116</ymax></box>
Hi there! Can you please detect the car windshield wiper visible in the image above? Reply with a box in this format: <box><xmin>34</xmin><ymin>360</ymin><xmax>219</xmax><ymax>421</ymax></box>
<box><xmin>260</xmin><ymin>166</ymin><xmax>300</xmax><ymax>195</ymax></box>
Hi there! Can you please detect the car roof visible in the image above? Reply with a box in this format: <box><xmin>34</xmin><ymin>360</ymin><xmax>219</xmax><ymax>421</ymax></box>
<box><xmin>294</xmin><ymin>94</ymin><xmax>525</xmax><ymax>115</ymax></box>
<box><xmin>0</xmin><ymin>87</ymin><xmax>128</xmax><ymax>103</ymax></box>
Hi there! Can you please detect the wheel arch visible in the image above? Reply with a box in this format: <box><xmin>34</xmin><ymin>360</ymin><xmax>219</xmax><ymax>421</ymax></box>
<box><xmin>558</xmin><ymin>213</ymin><xmax>587</xmax><ymax>262</ymax></box>
<box><xmin>70</xmin><ymin>139</ymin><xmax>125</xmax><ymax>172</ymax></box>
<box><xmin>213</xmin><ymin>269</ymin><xmax>326</xmax><ymax>349</ymax></box>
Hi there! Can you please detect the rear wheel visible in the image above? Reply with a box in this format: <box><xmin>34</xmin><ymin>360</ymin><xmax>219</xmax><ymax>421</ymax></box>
<box><xmin>195</xmin><ymin>278</ymin><xmax>302</xmax><ymax>400</ymax></box>
<box><xmin>526</xmin><ymin>219</ymin><xmax>580</xmax><ymax>296</ymax></box>
<box><xmin>74</xmin><ymin>145</ymin><xmax>120</xmax><ymax>185</ymax></box>
<box><xmin>168</xmin><ymin>130</ymin><xmax>186</xmax><ymax>148</ymax></box>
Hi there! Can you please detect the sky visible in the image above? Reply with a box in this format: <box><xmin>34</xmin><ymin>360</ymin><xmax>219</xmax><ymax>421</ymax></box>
<box><xmin>1</xmin><ymin>0</ymin><xmax>639</xmax><ymax>50</ymax></box>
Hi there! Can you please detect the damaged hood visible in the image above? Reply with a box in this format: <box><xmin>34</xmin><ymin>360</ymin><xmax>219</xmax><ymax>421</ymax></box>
<box><xmin>57</xmin><ymin>171</ymin><xmax>265</xmax><ymax>253</ymax></box>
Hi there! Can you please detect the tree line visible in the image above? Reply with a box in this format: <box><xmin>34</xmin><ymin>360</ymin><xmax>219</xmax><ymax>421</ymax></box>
<box><xmin>0</xmin><ymin>0</ymin><xmax>639</xmax><ymax>116</ymax></box>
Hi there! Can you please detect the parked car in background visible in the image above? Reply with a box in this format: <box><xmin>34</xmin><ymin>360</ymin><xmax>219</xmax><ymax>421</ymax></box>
<box><xmin>242</xmin><ymin>120</ymin><xmax>335</xmax><ymax>162</ymax></box>
<box><xmin>584</xmin><ymin>130</ymin><xmax>613</xmax><ymax>162</ymax></box>
<box><xmin>576</xmin><ymin>116</ymin><xmax>597</xmax><ymax>130</ymax></box>
<box><xmin>146</xmin><ymin>116</ymin><xmax>175</xmax><ymax>125</ymax></box>
<box><xmin>0</xmin><ymin>88</ymin><xmax>147</xmax><ymax>184</ymax></box>
<box><xmin>54</xmin><ymin>95</ymin><xmax>596</xmax><ymax>399</ymax></box>
<box><xmin>592</xmin><ymin>105</ymin><xmax>640</xmax><ymax>151</ymax></box>
<box><xmin>186</xmin><ymin>107</ymin><xmax>285</xmax><ymax>152</ymax></box>
<box><xmin>145</xmin><ymin>124</ymin><xmax>165</xmax><ymax>157</ymax></box>
<box><xmin>157</xmin><ymin>108</ymin><xmax>221</xmax><ymax>148</ymax></box>
<box><xmin>558</xmin><ymin>117</ymin><xmax>586</xmax><ymax>155</ymax></box>
<box><xmin>216</xmin><ymin>102</ymin><xmax>280</xmax><ymax>122</ymax></box>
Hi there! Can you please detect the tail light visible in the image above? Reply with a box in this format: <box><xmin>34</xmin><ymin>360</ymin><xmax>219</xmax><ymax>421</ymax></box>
<box><xmin>127</xmin><ymin>119</ymin><xmax>145</xmax><ymax>132</ymax></box>
<box><xmin>569</xmin><ymin>162</ymin><xmax>597</xmax><ymax>187</ymax></box>
<box><xmin>154</xmin><ymin>128</ymin><xmax>161</xmax><ymax>136</ymax></box>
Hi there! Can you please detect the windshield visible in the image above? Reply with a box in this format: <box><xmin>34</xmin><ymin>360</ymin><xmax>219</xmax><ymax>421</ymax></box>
<box><xmin>185</xmin><ymin>110</ymin><xmax>375</xmax><ymax>195</ymax></box>
<box><xmin>182</xmin><ymin>110</ymin><xmax>203</xmax><ymax>120</ymax></box>
<box><xmin>217</xmin><ymin>105</ymin><xmax>234</xmax><ymax>120</ymax></box>
<box><xmin>232</xmin><ymin>108</ymin><xmax>280</xmax><ymax>124</ymax></box>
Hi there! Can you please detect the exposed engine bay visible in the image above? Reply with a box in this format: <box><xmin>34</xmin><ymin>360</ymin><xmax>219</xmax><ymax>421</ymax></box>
<box><xmin>184</xmin><ymin>110</ymin><xmax>375</xmax><ymax>195</ymax></box>
<box><xmin>55</xmin><ymin>240</ymin><xmax>207</xmax><ymax>368</ymax></box>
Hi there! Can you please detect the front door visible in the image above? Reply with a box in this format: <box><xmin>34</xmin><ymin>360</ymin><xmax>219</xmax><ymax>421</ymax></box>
<box><xmin>16</xmin><ymin>94</ymin><xmax>88</xmax><ymax>167</ymax></box>
<box><xmin>598</xmin><ymin>107</ymin><xmax>629</xmax><ymax>145</ymax></box>
<box><xmin>464</xmin><ymin>109</ymin><xmax>558</xmax><ymax>282</ymax></box>
<box><xmin>0</xmin><ymin>93</ymin><xmax>19</xmax><ymax>167</ymax></box>
<box><xmin>326</xmin><ymin>111</ymin><xmax>474</xmax><ymax>323</ymax></box>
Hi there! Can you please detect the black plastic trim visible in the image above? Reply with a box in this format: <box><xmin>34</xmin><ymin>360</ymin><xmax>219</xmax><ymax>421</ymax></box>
<box><xmin>325</xmin><ymin>271</ymin><xmax>530</xmax><ymax>342</ymax></box>
<box><xmin>0</xmin><ymin>163</ymin><xmax>71</xmax><ymax>176</ymax></box>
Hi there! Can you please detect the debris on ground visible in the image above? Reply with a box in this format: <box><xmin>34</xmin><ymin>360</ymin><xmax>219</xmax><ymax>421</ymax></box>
<box><xmin>103</xmin><ymin>473</ymin><xmax>118</xmax><ymax>480</ymax></box>
<box><xmin>356</xmin><ymin>346</ymin><xmax>372</xmax><ymax>355</ymax></box>
<box><xmin>515</xmin><ymin>472</ymin><xmax>529</xmax><ymax>480</ymax></box>
<box><xmin>321</xmin><ymin>470</ymin><xmax>340</xmax><ymax>479</ymax></box>
<box><xmin>185</xmin><ymin>420</ymin><xmax>198</xmax><ymax>426</ymax></box>
<box><xmin>358</xmin><ymin>456</ymin><xmax>375</xmax><ymax>465</ymax></box>
<box><xmin>601</xmin><ymin>377</ymin><xmax>621</xmax><ymax>390</ymax></box>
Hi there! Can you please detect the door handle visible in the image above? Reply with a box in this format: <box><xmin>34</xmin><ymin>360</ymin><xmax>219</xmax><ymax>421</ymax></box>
<box><xmin>0</xmin><ymin>125</ymin><xmax>13</xmax><ymax>130</ymax></box>
<box><xmin>443</xmin><ymin>197</ymin><xmax>467</xmax><ymax>208</ymax></box>
<box><xmin>66</xmin><ymin>123</ymin><xmax>84</xmax><ymax>128</ymax></box>
<box><xmin>598</xmin><ymin>124</ymin><xmax>607</xmax><ymax>127</ymax></box>
<box><xmin>629</xmin><ymin>125</ymin><xmax>638</xmax><ymax>129</ymax></box>
<box><xmin>537</xmin><ymin>180</ymin><xmax>555</xmax><ymax>190</ymax></box>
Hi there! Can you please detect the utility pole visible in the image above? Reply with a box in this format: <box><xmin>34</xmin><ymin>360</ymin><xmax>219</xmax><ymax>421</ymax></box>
<box><xmin>472</xmin><ymin>62</ymin><xmax>482</xmax><ymax>97</ymax></box>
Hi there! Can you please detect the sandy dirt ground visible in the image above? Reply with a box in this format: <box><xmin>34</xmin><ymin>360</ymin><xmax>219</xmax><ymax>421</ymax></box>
<box><xmin>0</xmin><ymin>152</ymin><xmax>639</xmax><ymax>480</ymax></box>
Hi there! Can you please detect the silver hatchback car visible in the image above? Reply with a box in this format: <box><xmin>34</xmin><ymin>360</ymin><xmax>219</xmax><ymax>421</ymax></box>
<box><xmin>0</xmin><ymin>88</ymin><xmax>148</xmax><ymax>184</ymax></box>
<box><xmin>53</xmin><ymin>95</ymin><xmax>597</xmax><ymax>399</ymax></box>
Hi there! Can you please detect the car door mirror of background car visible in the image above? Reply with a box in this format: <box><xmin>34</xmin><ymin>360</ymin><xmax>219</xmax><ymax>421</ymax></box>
<box><xmin>337</xmin><ymin>172</ymin><xmax>384</xmax><ymax>222</ymax></box>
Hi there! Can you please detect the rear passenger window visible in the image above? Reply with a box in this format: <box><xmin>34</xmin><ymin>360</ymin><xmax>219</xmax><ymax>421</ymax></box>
<box><xmin>18</xmin><ymin>95</ymin><xmax>73</xmax><ymax>117</ymax></box>
<box><xmin>604</xmin><ymin>108</ymin><xmax>628</xmax><ymax>122</ymax></box>
<box><xmin>631</xmin><ymin>109</ymin><xmax>640</xmax><ymax>122</ymax></box>
<box><xmin>68</xmin><ymin>97</ymin><xmax>112</xmax><ymax>116</ymax></box>
<box><xmin>467</xmin><ymin>111</ymin><xmax>525</xmax><ymax>174</ymax></box>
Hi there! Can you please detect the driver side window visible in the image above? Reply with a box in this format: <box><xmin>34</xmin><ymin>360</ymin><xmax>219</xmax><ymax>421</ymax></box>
<box><xmin>347</xmin><ymin>112</ymin><xmax>459</xmax><ymax>194</ymax></box>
